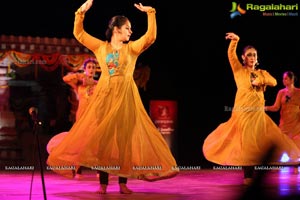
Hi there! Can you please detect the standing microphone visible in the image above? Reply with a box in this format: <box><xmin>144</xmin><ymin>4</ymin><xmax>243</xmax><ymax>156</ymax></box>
<box><xmin>29</xmin><ymin>107</ymin><xmax>38</xmax><ymax>122</ymax></box>
<box><xmin>28</xmin><ymin>106</ymin><xmax>47</xmax><ymax>199</ymax></box>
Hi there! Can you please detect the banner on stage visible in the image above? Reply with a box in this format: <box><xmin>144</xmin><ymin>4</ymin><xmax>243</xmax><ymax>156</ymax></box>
<box><xmin>149</xmin><ymin>100</ymin><xmax>177</xmax><ymax>135</ymax></box>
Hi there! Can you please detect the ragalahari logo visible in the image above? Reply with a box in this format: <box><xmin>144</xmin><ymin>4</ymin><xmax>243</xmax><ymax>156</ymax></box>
<box><xmin>230</xmin><ymin>2</ymin><xmax>246</xmax><ymax>19</ymax></box>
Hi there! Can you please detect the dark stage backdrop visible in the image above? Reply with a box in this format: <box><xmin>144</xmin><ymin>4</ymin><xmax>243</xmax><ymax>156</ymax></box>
<box><xmin>1</xmin><ymin>0</ymin><xmax>299</xmax><ymax>167</ymax></box>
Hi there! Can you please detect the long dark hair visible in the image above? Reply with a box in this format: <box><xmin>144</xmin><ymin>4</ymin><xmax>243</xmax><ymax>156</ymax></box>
<box><xmin>105</xmin><ymin>15</ymin><xmax>129</xmax><ymax>42</ymax></box>
<box><xmin>242</xmin><ymin>45</ymin><xmax>259</xmax><ymax>67</ymax></box>
<box><xmin>284</xmin><ymin>71</ymin><xmax>297</xmax><ymax>84</ymax></box>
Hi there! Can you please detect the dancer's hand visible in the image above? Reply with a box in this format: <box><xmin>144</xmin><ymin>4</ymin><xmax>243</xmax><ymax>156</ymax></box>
<box><xmin>80</xmin><ymin>0</ymin><xmax>93</xmax><ymax>13</ymax></box>
<box><xmin>134</xmin><ymin>3</ymin><xmax>154</xmax><ymax>12</ymax></box>
<box><xmin>225</xmin><ymin>32</ymin><xmax>239</xmax><ymax>41</ymax></box>
<box><xmin>251</xmin><ymin>77</ymin><xmax>261</xmax><ymax>86</ymax></box>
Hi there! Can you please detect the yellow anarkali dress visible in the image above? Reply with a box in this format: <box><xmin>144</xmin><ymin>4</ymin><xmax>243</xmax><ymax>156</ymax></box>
<box><xmin>47</xmin><ymin>8</ymin><xmax>179</xmax><ymax>181</ymax></box>
<box><xmin>202</xmin><ymin>39</ymin><xmax>300</xmax><ymax>166</ymax></box>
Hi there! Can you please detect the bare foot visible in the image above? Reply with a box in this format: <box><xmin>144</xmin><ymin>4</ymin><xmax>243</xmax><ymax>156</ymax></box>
<box><xmin>74</xmin><ymin>173</ymin><xmax>83</xmax><ymax>180</ymax></box>
<box><xmin>97</xmin><ymin>184</ymin><xmax>107</xmax><ymax>194</ymax></box>
<box><xmin>119</xmin><ymin>183</ymin><xmax>133</xmax><ymax>194</ymax></box>
<box><xmin>293</xmin><ymin>166</ymin><xmax>299</xmax><ymax>174</ymax></box>
<box><xmin>243</xmin><ymin>178</ymin><xmax>253</xmax><ymax>186</ymax></box>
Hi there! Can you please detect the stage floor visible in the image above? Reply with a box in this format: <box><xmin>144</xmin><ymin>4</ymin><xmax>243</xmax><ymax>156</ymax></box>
<box><xmin>1</xmin><ymin>167</ymin><xmax>300</xmax><ymax>200</ymax></box>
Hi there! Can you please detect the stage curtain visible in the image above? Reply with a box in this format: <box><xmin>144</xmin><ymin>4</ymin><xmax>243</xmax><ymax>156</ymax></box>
<box><xmin>0</xmin><ymin>50</ymin><xmax>94</xmax><ymax>71</ymax></box>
